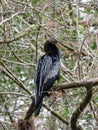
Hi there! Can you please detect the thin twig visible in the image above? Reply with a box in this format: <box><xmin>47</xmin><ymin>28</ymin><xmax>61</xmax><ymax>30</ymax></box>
<box><xmin>0</xmin><ymin>12</ymin><xmax>25</xmax><ymax>26</ymax></box>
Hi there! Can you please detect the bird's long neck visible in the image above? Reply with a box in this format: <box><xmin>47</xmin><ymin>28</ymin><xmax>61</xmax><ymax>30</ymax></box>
<box><xmin>51</xmin><ymin>47</ymin><xmax>60</xmax><ymax>58</ymax></box>
<box><xmin>47</xmin><ymin>46</ymin><xmax>60</xmax><ymax>61</ymax></box>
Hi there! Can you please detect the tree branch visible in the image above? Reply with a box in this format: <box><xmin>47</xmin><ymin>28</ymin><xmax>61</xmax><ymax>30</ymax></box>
<box><xmin>0</xmin><ymin>61</ymin><xmax>31</xmax><ymax>95</ymax></box>
<box><xmin>43</xmin><ymin>104</ymin><xmax>69</xmax><ymax>126</ymax></box>
<box><xmin>0</xmin><ymin>12</ymin><xmax>25</xmax><ymax>26</ymax></box>
<box><xmin>71</xmin><ymin>86</ymin><xmax>93</xmax><ymax>130</ymax></box>
<box><xmin>24</xmin><ymin>97</ymin><xmax>35</xmax><ymax>120</ymax></box>
<box><xmin>1</xmin><ymin>95</ymin><xmax>14</xmax><ymax>123</ymax></box>
<box><xmin>56</xmin><ymin>78</ymin><xmax>98</xmax><ymax>90</ymax></box>
<box><xmin>0</xmin><ymin>26</ymin><xmax>34</xmax><ymax>44</ymax></box>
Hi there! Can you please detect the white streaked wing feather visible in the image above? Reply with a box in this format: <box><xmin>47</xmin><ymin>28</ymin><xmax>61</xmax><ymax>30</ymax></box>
<box><xmin>39</xmin><ymin>55</ymin><xmax>52</xmax><ymax>94</ymax></box>
<box><xmin>43</xmin><ymin>62</ymin><xmax>60</xmax><ymax>85</ymax></box>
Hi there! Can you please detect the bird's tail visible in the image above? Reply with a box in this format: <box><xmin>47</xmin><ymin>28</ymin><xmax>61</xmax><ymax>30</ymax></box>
<box><xmin>34</xmin><ymin>95</ymin><xmax>44</xmax><ymax>117</ymax></box>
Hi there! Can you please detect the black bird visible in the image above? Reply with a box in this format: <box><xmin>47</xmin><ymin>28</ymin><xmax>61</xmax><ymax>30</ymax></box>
<box><xmin>34</xmin><ymin>38</ymin><xmax>60</xmax><ymax>116</ymax></box>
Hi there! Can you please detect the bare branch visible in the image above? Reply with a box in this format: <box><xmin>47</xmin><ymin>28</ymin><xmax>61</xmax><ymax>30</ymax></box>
<box><xmin>56</xmin><ymin>78</ymin><xmax>98</xmax><ymax>90</ymax></box>
<box><xmin>71</xmin><ymin>86</ymin><xmax>93</xmax><ymax>130</ymax></box>
<box><xmin>0</xmin><ymin>26</ymin><xmax>34</xmax><ymax>44</ymax></box>
<box><xmin>43</xmin><ymin>104</ymin><xmax>69</xmax><ymax>126</ymax></box>
<box><xmin>0</xmin><ymin>92</ymin><xmax>30</xmax><ymax>97</ymax></box>
<box><xmin>0</xmin><ymin>61</ymin><xmax>31</xmax><ymax>95</ymax></box>
<box><xmin>0</xmin><ymin>12</ymin><xmax>25</xmax><ymax>26</ymax></box>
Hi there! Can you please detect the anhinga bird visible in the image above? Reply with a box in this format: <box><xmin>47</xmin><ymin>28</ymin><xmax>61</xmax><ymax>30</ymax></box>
<box><xmin>34</xmin><ymin>38</ymin><xmax>60</xmax><ymax>116</ymax></box>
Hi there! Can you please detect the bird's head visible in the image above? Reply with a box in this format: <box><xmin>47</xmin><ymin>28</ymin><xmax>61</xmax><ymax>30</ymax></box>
<box><xmin>44</xmin><ymin>37</ymin><xmax>59</xmax><ymax>53</ymax></box>
<box><xmin>46</xmin><ymin>37</ymin><xmax>58</xmax><ymax>44</ymax></box>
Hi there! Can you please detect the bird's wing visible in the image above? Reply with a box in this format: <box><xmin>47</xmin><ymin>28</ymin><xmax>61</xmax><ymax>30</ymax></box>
<box><xmin>35</xmin><ymin>55</ymin><xmax>52</xmax><ymax>95</ymax></box>
<box><xmin>43</xmin><ymin>61</ymin><xmax>60</xmax><ymax>91</ymax></box>
<box><xmin>34</xmin><ymin>56</ymin><xmax>43</xmax><ymax>88</ymax></box>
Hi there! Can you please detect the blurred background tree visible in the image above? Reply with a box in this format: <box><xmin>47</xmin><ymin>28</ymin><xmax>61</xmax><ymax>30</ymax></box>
<box><xmin>0</xmin><ymin>0</ymin><xmax>98</xmax><ymax>130</ymax></box>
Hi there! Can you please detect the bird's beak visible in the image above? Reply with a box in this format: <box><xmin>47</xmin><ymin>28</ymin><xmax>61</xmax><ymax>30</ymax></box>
<box><xmin>57</xmin><ymin>40</ymin><xmax>61</xmax><ymax>44</ymax></box>
<box><xmin>56</xmin><ymin>40</ymin><xmax>63</xmax><ymax>48</ymax></box>
<box><xmin>56</xmin><ymin>40</ymin><xmax>61</xmax><ymax>45</ymax></box>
